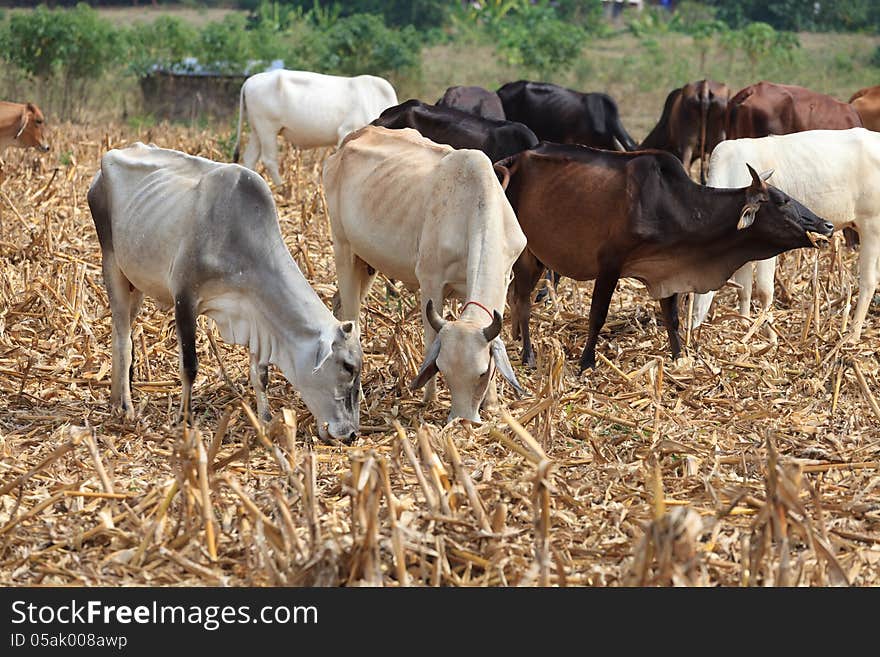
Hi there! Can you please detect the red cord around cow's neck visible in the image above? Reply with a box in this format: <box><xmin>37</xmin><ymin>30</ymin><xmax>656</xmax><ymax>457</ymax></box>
<box><xmin>461</xmin><ymin>300</ymin><xmax>494</xmax><ymax>321</ymax></box>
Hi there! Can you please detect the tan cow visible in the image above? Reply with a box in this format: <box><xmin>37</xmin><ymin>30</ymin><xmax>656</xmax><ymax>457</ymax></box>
<box><xmin>323</xmin><ymin>126</ymin><xmax>526</xmax><ymax>423</ymax></box>
<box><xmin>0</xmin><ymin>101</ymin><xmax>49</xmax><ymax>153</ymax></box>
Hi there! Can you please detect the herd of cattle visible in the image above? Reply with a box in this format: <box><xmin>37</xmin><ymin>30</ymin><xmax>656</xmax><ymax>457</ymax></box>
<box><xmin>4</xmin><ymin>69</ymin><xmax>880</xmax><ymax>443</ymax></box>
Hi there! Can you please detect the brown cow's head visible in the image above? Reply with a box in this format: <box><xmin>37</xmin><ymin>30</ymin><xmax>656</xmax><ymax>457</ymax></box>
<box><xmin>16</xmin><ymin>103</ymin><xmax>49</xmax><ymax>152</ymax></box>
<box><xmin>737</xmin><ymin>164</ymin><xmax>833</xmax><ymax>248</ymax></box>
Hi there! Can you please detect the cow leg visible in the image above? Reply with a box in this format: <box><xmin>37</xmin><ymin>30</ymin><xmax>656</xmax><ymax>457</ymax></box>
<box><xmin>754</xmin><ymin>257</ymin><xmax>777</xmax><ymax>342</ymax></box>
<box><xmin>534</xmin><ymin>270</ymin><xmax>562</xmax><ymax>303</ymax></box>
<box><xmin>732</xmin><ymin>262</ymin><xmax>754</xmax><ymax>318</ymax></box>
<box><xmin>252</xmin><ymin>123</ymin><xmax>283</xmax><ymax>186</ymax></box>
<box><xmin>691</xmin><ymin>291</ymin><xmax>715</xmax><ymax>329</ymax></box>
<box><xmin>104</xmin><ymin>255</ymin><xmax>136</xmax><ymax>419</ymax></box>
<box><xmin>128</xmin><ymin>288</ymin><xmax>144</xmax><ymax>389</ymax></box>
<box><xmin>579</xmin><ymin>270</ymin><xmax>619</xmax><ymax>373</ymax></box>
<box><xmin>174</xmin><ymin>293</ymin><xmax>199</xmax><ymax>424</ymax></box>
<box><xmin>509</xmin><ymin>249</ymin><xmax>543</xmax><ymax>367</ymax></box>
<box><xmin>659</xmin><ymin>294</ymin><xmax>682</xmax><ymax>361</ymax></box>
<box><xmin>333</xmin><ymin>242</ymin><xmax>377</xmax><ymax>323</ymax></box>
<box><xmin>241</xmin><ymin>129</ymin><xmax>262</xmax><ymax>174</ymax></box>
<box><xmin>851</xmin><ymin>230</ymin><xmax>880</xmax><ymax>341</ymax></box>
<box><xmin>681</xmin><ymin>144</ymin><xmax>695</xmax><ymax>180</ymax></box>
<box><xmin>249</xmin><ymin>351</ymin><xmax>271</xmax><ymax>422</ymax></box>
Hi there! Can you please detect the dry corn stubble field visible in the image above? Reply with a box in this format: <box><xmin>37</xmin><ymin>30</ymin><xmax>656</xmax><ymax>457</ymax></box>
<box><xmin>0</xmin><ymin>122</ymin><xmax>878</xmax><ymax>588</ymax></box>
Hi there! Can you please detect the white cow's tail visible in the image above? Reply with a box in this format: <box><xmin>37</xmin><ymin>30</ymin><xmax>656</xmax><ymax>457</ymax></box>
<box><xmin>232</xmin><ymin>80</ymin><xmax>247</xmax><ymax>163</ymax></box>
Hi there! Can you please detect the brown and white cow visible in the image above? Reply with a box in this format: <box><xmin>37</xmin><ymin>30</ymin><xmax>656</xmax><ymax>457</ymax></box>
<box><xmin>0</xmin><ymin>101</ymin><xmax>49</xmax><ymax>153</ymax></box>
<box><xmin>496</xmin><ymin>144</ymin><xmax>834</xmax><ymax>371</ymax></box>
<box><xmin>323</xmin><ymin>126</ymin><xmax>526</xmax><ymax>423</ymax></box>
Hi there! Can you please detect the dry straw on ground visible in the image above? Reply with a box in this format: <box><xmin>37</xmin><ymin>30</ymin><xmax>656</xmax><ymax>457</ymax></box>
<box><xmin>0</xmin><ymin>123</ymin><xmax>878</xmax><ymax>587</ymax></box>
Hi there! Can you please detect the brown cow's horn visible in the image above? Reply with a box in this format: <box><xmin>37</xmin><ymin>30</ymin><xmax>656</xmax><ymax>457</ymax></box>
<box><xmin>425</xmin><ymin>299</ymin><xmax>446</xmax><ymax>333</ymax></box>
<box><xmin>482</xmin><ymin>310</ymin><xmax>502</xmax><ymax>342</ymax></box>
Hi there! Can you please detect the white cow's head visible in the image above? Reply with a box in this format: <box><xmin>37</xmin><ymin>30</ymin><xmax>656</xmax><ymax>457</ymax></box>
<box><xmin>298</xmin><ymin>320</ymin><xmax>362</xmax><ymax>443</ymax></box>
<box><xmin>411</xmin><ymin>300</ymin><xmax>524</xmax><ymax>423</ymax></box>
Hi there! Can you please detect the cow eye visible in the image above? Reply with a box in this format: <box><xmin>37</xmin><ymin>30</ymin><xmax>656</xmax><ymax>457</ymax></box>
<box><xmin>343</xmin><ymin>362</ymin><xmax>356</xmax><ymax>376</ymax></box>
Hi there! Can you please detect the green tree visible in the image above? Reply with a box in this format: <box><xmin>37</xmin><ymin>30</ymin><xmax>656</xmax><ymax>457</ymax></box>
<box><xmin>0</xmin><ymin>3</ymin><xmax>121</xmax><ymax>117</ymax></box>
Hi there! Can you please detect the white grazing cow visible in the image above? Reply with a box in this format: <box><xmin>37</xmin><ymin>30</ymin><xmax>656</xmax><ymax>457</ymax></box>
<box><xmin>232</xmin><ymin>69</ymin><xmax>398</xmax><ymax>186</ymax></box>
<box><xmin>323</xmin><ymin>126</ymin><xmax>527</xmax><ymax>423</ymax></box>
<box><xmin>88</xmin><ymin>143</ymin><xmax>363</xmax><ymax>442</ymax></box>
<box><xmin>692</xmin><ymin>128</ymin><xmax>880</xmax><ymax>341</ymax></box>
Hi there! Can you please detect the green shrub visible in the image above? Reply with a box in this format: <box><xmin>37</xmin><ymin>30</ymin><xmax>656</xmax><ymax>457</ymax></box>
<box><xmin>312</xmin><ymin>13</ymin><xmax>422</xmax><ymax>77</ymax></box>
<box><xmin>123</xmin><ymin>16</ymin><xmax>199</xmax><ymax>77</ymax></box>
<box><xmin>1</xmin><ymin>3</ymin><xmax>120</xmax><ymax>81</ymax></box>
<box><xmin>492</xmin><ymin>4</ymin><xmax>586</xmax><ymax>77</ymax></box>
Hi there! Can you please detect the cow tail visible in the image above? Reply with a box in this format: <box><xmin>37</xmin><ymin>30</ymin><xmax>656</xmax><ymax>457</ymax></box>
<box><xmin>613</xmin><ymin>113</ymin><xmax>637</xmax><ymax>151</ymax></box>
<box><xmin>699</xmin><ymin>80</ymin><xmax>709</xmax><ymax>185</ymax></box>
<box><xmin>493</xmin><ymin>154</ymin><xmax>521</xmax><ymax>190</ymax></box>
<box><xmin>233</xmin><ymin>80</ymin><xmax>246</xmax><ymax>163</ymax></box>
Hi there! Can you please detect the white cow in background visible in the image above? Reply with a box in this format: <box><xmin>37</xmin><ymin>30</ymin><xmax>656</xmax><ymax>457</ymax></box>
<box><xmin>692</xmin><ymin>128</ymin><xmax>880</xmax><ymax>341</ymax></box>
<box><xmin>232</xmin><ymin>69</ymin><xmax>398</xmax><ymax>186</ymax></box>
<box><xmin>323</xmin><ymin>126</ymin><xmax>527</xmax><ymax>424</ymax></box>
<box><xmin>89</xmin><ymin>143</ymin><xmax>363</xmax><ymax>442</ymax></box>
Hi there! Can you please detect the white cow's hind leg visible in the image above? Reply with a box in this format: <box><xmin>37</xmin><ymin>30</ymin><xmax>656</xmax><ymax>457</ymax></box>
<box><xmin>242</xmin><ymin>130</ymin><xmax>262</xmax><ymax>174</ymax></box>
<box><xmin>753</xmin><ymin>257</ymin><xmax>777</xmax><ymax>342</ymax></box>
<box><xmin>851</xmin><ymin>230</ymin><xmax>880</xmax><ymax>341</ymax></box>
<box><xmin>104</xmin><ymin>255</ymin><xmax>136</xmax><ymax>419</ymax></box>
<box><xmin>252</xmin><ymin>123</ymin><xmax>284</xmax><ymax>186</ymax></box>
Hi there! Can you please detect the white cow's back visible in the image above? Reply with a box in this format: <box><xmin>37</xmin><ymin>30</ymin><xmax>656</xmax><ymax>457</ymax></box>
<box><xmin>707</xmin><ymin>128</ymin><xmax>880</xmax><ymax>223</ymax></box>
<box><xmin>244</xmin><ymin>70</ymin><xmax>398</xmax><ymax>149</ymax></box>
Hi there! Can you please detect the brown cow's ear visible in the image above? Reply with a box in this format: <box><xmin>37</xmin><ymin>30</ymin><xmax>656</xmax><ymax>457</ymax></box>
<box><xmin>737</xmin><ymin>202</ymin><xmax>759</xmax><ymax>230</ymax></box>
<box><xmin>745</xmin><ymin>163</ymin><xmax>768</xmax><ymax>189</ymax></box>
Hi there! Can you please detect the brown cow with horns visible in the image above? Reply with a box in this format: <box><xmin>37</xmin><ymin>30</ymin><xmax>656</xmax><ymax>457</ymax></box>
<box><xmin>496</xmin><ymin>144</ymin><xmax>834</xmax><ymax>371</ymax></box>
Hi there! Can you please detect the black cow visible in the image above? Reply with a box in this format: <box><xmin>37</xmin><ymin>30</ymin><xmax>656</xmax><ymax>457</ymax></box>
<box><xmin>497</xmin><ymin>80</ymin><xmax>637</xmax><ymax>151</ymax></box>
<box><xmin>372</xmin><ymin>99</ymin><xmax>538</xmax><ymax>163</ymax></box>
<box><xmin>436</xmin><ymin>85</ymin><xmax>506</xmax><ymax>121</ymax></box>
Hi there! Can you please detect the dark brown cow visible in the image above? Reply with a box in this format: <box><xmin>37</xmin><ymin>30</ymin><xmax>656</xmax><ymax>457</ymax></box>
<box><xmin>436</xmin><ymin>85</ymin><xmax>506</xmax><ymax>121</ymax></box>
<box><xmin>726</xmin><ymin>81</ymin><xmax>861</xmax><ymax>140</ymax></box>
<box><xmin>850</xmin><ymin>85</ymin><xmax>880</xmax><ymax>132</ymax></box>
<box><xmin>0</xmin><ymin>101</ymin><xmax>49</xmax><ymax>153</ymax></box>
<box><xmin>640</xmin><ymin>79</ymin><xmax>729</xmax><ymax>183</ymax></box>
<box><xmin>496</xmin><ymin>144</ymin><xmax>834</xmax><ymax>370</ymax></box>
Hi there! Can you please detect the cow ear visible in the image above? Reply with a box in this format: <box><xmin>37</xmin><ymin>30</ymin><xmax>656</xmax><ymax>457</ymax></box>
<box><xmin>745</xmin><ymin>163</ymin><xmax>767</xmax><ymax>189</ymax></box>
<box><xmin>759</xmin><ymin>168</ymin><xmax>774</xmax><ymax>182</ymax></box>
<box><xmin>737</xmin><ymin>203</ymin><xmax>759</xmax><ymax>230</ymax></box>
<box><xmin>490</xmin><ymin>339</ymin><xmax>525</xmax><ymax>398</ymax></box>
<box><xmin>410</xmin><ymin>336</ymin><xmax>441</xmax><ymax>390</ymax></box>
<box><xmin>313</xmin><ymin>336</ymin><xmax>333</xmax><ymax>373</ymax></box>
